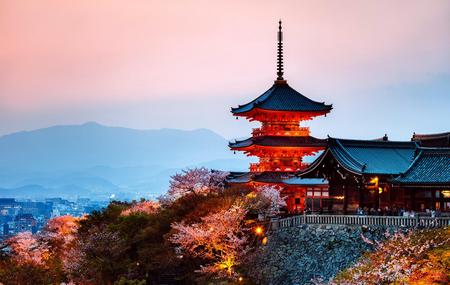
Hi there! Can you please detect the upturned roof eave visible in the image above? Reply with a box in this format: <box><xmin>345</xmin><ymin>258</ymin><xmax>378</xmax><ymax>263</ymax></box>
<box><xmin>228</xmin><ymin>136</ymin><xmax>328</xmax><ymax>149</ymax></box>
<box><xmin>300</xmin><ymin>137</ymin><xmax>418</xmax><ymax>177</ymax></box>
<box><xmin>392</xmin><ymin>149</ymin><xmax>424</xmax><ymax>181</ymax></box>
<box><xmin>231</xmin><ymin>105</ymin><xmax>333</xmax><ymax>116</ymax></box>
<box><xmin>392</xmin><ymin>147</ymin><xmax>450</xmax><ymax>184</ymax></box>
<box><xmin>229</xmin><ymin>143</ymin><xmax>327</xmax><ymax>149</ymax></box>
<box><xmin>231</xmin><ymin>83</ymin><xmax>333</xmax><ymax>115</ymax></box>
<box><xmin>298</xmin><ymin>146</ymin><xmax>364</xmax><ymax>177</ymax></box>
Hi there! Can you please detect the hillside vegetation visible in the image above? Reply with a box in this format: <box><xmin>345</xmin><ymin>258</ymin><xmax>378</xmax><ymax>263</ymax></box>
<box><xmin>328</xmin><ymin>228</ymin><xmax>450</xmax><ymax>285</ymax></box>
<box><xmin>0</xmin><ymin>168</ymin><xmax>282</xmax><ymax>284</ymax></box>
<box><xmin>0</xmin><ymin>168</ymin><xmax>448</xmax><ymax>284</ymax></box>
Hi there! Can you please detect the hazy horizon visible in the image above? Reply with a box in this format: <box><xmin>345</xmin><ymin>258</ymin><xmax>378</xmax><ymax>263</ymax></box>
<box><xmin>1</xmin><ymin>0</ymin><xmax>449</xmax><ymax>141</ymax></box>
<box><xmin>1</xmin><ymin>120</ymin><xmax>446</xmax><ymax>143</ymax></box>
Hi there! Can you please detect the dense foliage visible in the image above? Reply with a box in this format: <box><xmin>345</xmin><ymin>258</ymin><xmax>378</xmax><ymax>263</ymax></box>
<box><xmin>0</xmin><ymin>215</ymin><xmax>81</xmax><ymax>284</ymax></box>
<box><xmin>0</xmin><ymin>168</ymin><xmax>282</xmax><ymax>284</ymax></box>
<box><xmin>1</xmin><ymin>168</ymin><xmax>448</xmax><ymax>284</ymax></box>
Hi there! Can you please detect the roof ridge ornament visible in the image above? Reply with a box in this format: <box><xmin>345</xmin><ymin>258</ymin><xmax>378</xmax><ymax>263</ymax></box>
<box><xmin>275</xmin><ymin>20</ymin><xmax>287</xmax><ymax>85</ymax></box>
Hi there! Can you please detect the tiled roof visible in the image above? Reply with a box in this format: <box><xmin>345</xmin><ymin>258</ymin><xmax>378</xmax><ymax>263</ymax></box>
<box><xmin>412</xmin><ymin>132</ymin><xmax>450</xmax><ymax>147</ymax></box>
<box><xmin>393</xmin><ymin>148</ymin><xmax>450</xmax><ymax>185</ymax></box>
<box><xmin>226</xmin><ymin>172</ymin><xmax>293</xmax><ymax>184</ymax></box>
<box><xmin>226</xmin><ymin>172</ymin><xmax>252</xmax><ymax>184</ymax></box>
<box><xmin>329</xmin><ymin>138</ymin><xmax>417</xmax><ymax>175</ymax></box>
<box><xmin>252</xmin><ymin>172</ymin><xmax>293</xmax><ymax>183</ymax></box>
<box><xmin>226</xmin><ymin>171</ymin><xmax>329</xmax><ymax>185</ymax></box>
<box><xmin>229</xmin><ymin>136</ymin><xmax>327</xmax><ymax>148</ymax></box>
<box><xmin>283</xmin><ymin>177</ymin><xmax>328</xmax><ymax>185</ymax></box>
<box><xmin>302</xmin><ymin>138</ymin><xmax>418</xmax><ymax>176</ymax></box>
<box><xmin>231</xmin><ymin>82</ymin><xmax>332</xmax><ymax>114</ymax></box>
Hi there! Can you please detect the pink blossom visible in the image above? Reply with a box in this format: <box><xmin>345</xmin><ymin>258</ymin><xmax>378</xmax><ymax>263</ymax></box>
<box><xmin>121</xmin><ymin>200</ymin><xmax>160</xmax><ymax>216</ymax></box>
<box><xmin>247</xmin><ymin>185</ymin><xmax>286</xmax><ymax>218</ymax></box>
<box><xmin>170</xmin><ymin>203</ymin><xmax>248</xmax><ymax>278</ymax></box>
<box><xmin>7</xmin><ymin>231</ymin><xmax>49</xmax><ymax>266</ymax></box>
<box><xmin>161</xmin><ymin>168</ymin><xmax>228</xmax><ymax>204</ymax></box>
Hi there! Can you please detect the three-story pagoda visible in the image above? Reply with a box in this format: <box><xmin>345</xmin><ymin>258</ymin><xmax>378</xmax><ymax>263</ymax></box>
<box><xmin>228</xmin><ymin>21</ymin><xmax>332</xmax><ymax>212</ymax></box>
<box><xmin>230</xmin><ymin>21</ymin><xmax>332</xmax><ymax>174</ymax></box>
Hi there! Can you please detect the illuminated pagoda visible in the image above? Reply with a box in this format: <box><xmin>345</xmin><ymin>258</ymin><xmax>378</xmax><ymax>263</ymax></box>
<box><xmin>228</xmin><ymin>21</ymin><xmax>332</xmax><ymax>212</ymax></box>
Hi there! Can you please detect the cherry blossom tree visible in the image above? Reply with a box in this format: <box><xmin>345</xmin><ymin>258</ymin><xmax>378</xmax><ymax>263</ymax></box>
<box><xmin>45</xmin><ymin>215</ymin><xmax>81</xmax><ymax>244</ymax></box>
<box><xmin>4</xmin><ymin>215</ymin><xmax>82</xmax><ymax>272</ymax></box>
<box><xmin>247</xmin><ymin>185</ymin><xmax>286</xmax><ymax>218</ymax></box>
<box><xmin>315</xmin><ymin>228</ymin><xmax>450</xmax><ymax>285</ymax></box>
<box><xmin>170</xmin><ymin>203</ymin><xmax>248</xmax><ymax>278</ymax></box>
<box><xmin>161</xmin><ymin>168</ymin><xmax>228</xmax><ymax>204</ymax></box>
<box><xmin>41</xmin><ymin>215</ymin><xmax>83</xmax><ymax>270</ymax></box>
<box><xmin>7</xmin><ymin>231</ymin><xmax>50</xmax><ymax>266</ymax></box>
<box><xmin>121</xmin><ymin>200</ymin><xmax>160</xmax><ymax>216</ymax></box>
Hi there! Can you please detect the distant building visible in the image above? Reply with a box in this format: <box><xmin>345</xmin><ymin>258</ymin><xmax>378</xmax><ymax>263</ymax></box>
<box><xmin>412</xmin><ymin>132</ymin><xmax>450</xmax><ymax>147</ymax></box>
<box><xmin>0</xmin><ymin>198</ymin><xmax>107</xmax><ymax>239</ymax></box>
<box><xmin>0</xmin><ymin>198</ymin><xmax>16</xmax><ymax>206</ymax></box>
<box><xmin>14</xmin><ymin>213</ymin><xmax>37</xmax><ymax>234</ymax></box>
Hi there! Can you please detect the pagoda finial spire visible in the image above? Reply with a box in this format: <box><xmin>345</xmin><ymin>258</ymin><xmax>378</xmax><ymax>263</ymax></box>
<box><xmin>276</xmin><ymin>20</ymin><xmax>285</xmax><ymax>82</ymax></box>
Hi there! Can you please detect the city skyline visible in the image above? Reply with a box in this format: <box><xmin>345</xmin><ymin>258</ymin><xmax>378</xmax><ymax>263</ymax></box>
<box><xmin>1</xmin><ymin>0</ymin><xmax>449</xmax><ymax>140</ymax></box>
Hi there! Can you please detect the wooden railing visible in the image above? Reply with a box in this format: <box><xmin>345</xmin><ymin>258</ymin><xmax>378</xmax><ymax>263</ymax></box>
<box><xmin>252</xmin><ymin>127</ymin><xmax>310</xmax><ymax>137</ymax></box>
<box><xmin>271</xmin><ymin>214</ymin><xmax>450</xmax><ymax>230</ymax></box>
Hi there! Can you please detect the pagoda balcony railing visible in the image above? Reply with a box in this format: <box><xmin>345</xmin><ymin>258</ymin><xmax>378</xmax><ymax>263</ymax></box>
<box><xmin>252</xmin><ymin>127</ymin><xmax>310</xmax><ymax>137</ymax></box>
<box><xmin>270</xmin><ymin>214</ymin><xmax>450</xmax><ymax>230</ymax></box>
<box><xmin>250</xmin><ymin>162</ymin><xmax>309</xmax><ymax>172</ymax></box>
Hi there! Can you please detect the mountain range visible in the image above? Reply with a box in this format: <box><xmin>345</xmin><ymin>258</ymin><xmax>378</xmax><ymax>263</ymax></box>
<box><xmin>0</xmin><ymin>122</ymin><xmax>252</xmax><ymax>200</ymax></box>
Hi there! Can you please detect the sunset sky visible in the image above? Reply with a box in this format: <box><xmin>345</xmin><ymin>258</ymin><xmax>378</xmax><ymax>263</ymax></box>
<box><xmin>1</xmin><ymin>0</ymin><xmax>449</xmax><ymax>140</ymax></box>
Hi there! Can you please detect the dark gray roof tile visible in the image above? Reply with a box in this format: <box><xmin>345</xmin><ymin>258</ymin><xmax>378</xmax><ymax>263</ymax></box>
<box><xmin>231</xmin><ymin>83</ymin><xmax>332</xmax><ymax>114</ymax></box>
<box><xmin>229</xmin><ymin>136</ymin><xmax>327</xmax><ymax>148</ymax></box>
<box><xmin>393</xmin><ymin>148</ymin><xmax>450</xmax><ymax>184</ymax></box>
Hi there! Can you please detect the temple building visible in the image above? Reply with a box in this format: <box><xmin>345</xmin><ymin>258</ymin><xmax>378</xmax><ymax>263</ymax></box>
<box><xmin>227</xmin><ymin>21</ymin><xmax>331</xmax><ymax>212</ymax></box>
<box><xmin>299</xmin><ymin>137</ymin><xmax>450</xmax><ymax>213</ymax></box>
<box><xmin>227</xmin><ymin>21</ymin><xmax>450</xmax><ymax>214</ymax></box>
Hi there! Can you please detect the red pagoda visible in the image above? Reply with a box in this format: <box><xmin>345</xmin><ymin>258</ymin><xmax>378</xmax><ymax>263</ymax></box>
<box><xmin>228</xmin><ymin>21</ymin><xmax>332</xmax><ymax>212</ymax></box>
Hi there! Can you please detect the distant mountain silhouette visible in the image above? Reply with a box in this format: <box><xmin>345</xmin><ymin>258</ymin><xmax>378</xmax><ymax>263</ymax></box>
<box><xmin>0</xmin><ymin>123</ymin><xmax>252</xmax><ymax>199</ymax></box>
<box><xmin>0</xmin><ymin>122</ymin><xmax>241</xmax><ymax>170</ymax></box>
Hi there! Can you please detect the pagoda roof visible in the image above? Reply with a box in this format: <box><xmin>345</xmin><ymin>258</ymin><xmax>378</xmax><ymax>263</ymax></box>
<box><xmin>302</xmin><ymin>137</ymin><xmax>418</xmax><ymax>176</ymax></box>
<box><xmin>226</xmin><ymin>171</ymin><xmax>252</xmax><ymax>184</ymax></box>
<box><xmin>226</xmin><ymin>171</ymin><xmax>328</xmax><ymax>185</ymax></box>
<box><xmin>231</xmin><ymin>82</ymin><xmax>332</xmax><ymax>115</ymax></box>
<box><xmin>226</xmin><ymin>171</ymin><xmax>289</xmax><ymax>184</ymax></box>
<box><xmin>392</xmin><ymin>148</ymin><xmax>450</xmax><ymax>185</ymax></box>
<box><xmin>226</xmin><ymin>171</ymin><xmax>293</xmax><ymax>184</ymax></box>
<box><xmin>229</xmin><ymin>135</ymin><xmax>327</xmax><ymax>149</ymax></box>
<box><xmin>252</xmin><ymin>171</ymin><xmax>293</xmax><ymax>183</ymax></box>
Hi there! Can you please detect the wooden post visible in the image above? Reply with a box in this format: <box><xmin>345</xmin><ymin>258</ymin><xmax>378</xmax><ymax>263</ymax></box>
<box><xmin>270</xmin><ymin>218</ymin><xmax>279</xmax><ymax>231</ymax></box>
<box><xmin>431</xmin><ymin>189</ymin><xmax>436</xmax><ymax>210</ymax></box>
<box><xmin>358</xmin><ymin>184</ymin><xmax>363</xmax><ymax>209</ymax></box>
<box><xmin>375</xmin><ymin>185</ymin><xmax>380</xmax><ymax>210</ymax></box>
<box><xmin>386</xmin><ymin>185</ymin><xmax>392</xmax><ymax>206</ymax></box>
<box><xmin>343</xmin><ymin>184</ymin><xmax>348</xmax><ymax>214</ymax></box>
<box><xmin>403</xmin><ymin>188</ymin><xmax>408</xmax><ymax>210</ymax></box>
